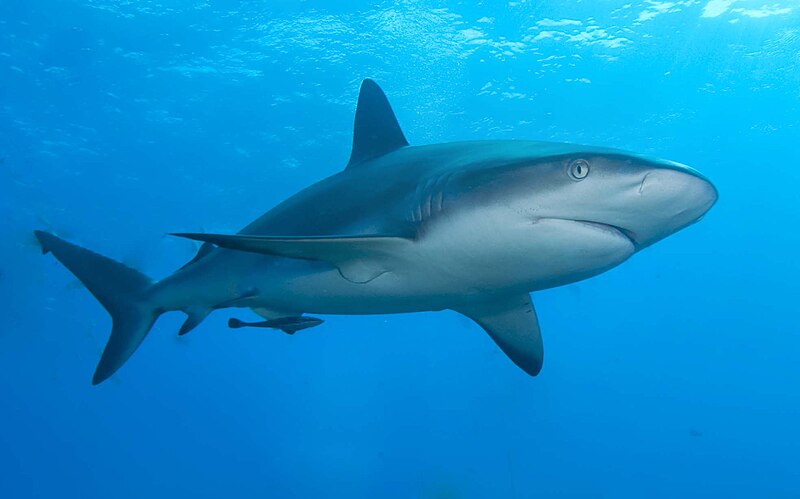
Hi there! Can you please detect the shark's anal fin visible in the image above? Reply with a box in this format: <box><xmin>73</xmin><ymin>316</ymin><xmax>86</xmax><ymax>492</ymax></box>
<box><xmin>454</xmin><ymin>294</ymin><xmax>543</xmax><ymax>376</ymax></box>
<box><xmin>171</xmin><ymin>233</ymin><xmax>414</xmax><ymax>284</ymax></box>
<box><xmin>346</xmin><ymin>79</ymin><xmax>409</xmax><ymax>169</ymax></box>
<box><xmin>178</xmin><ymin>307</ymin><xmax>211</xmax><ymax>336</ymax></box>
<box><xmin>228</xmin><ymin>316</ymin><xmax>324</xmax><ymax>335</ymax></box>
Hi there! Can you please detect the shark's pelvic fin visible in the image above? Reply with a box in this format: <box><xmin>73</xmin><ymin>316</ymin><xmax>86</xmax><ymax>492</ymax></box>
<box><xmin>34</xmin><ymin>231</ymin><xmax>161</xmax><ymax>384</ymax></box>
<box><xmin>172</xmin><ymin>232</ymin><xmax>414</xmax><ymax>284</ymax></box>
<box><xmin>251</xmin><ymin>306</ymin><xmax>293</xmax><ymax>320</ymax></box>
<box><xmin>346</xmin><ymin>79</ymin><xmax>409</xmax><ymax>169</ymax></box>
<box><xmin>455</xmin><ymin>294</ymin><xmax>544</xmax><ymax>376</ymax></box>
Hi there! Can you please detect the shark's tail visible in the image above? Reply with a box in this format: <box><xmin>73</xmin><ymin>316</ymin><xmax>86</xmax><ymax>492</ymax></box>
<box><xmin>35</xmin><ymin>230</ymin><xmax>161</xmax><ymax>385</ymax></box>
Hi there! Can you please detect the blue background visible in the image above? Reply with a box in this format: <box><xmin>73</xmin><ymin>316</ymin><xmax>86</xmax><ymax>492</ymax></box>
<box><xmin>1</xmin><ymin>1</ymin><xmax>799</xmax><ymax>497</ymax></box>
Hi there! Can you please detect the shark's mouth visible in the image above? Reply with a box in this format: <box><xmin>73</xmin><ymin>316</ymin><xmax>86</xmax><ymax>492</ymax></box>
<box><xmin>566</xmin><ymin>219</ymin><xmax>639</xmax><ymax>248</ymax></box>
<box><xmin>576</xmin><ymin>220</ymin><xmax>639</xmax><ymax>248</ymax></box>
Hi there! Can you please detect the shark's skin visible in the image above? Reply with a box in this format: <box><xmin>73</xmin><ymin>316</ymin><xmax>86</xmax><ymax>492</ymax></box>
<box><xmin>35</xmin><ymin>80</ymin><xmax>718</xmax><ymax>384</ymax></box>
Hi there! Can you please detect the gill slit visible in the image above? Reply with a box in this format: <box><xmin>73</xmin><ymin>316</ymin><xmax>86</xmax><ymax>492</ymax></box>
<box><xmin>410</xmin><ymin>172</ymin><xmax>451</xmax><ymax>223</ymax></box>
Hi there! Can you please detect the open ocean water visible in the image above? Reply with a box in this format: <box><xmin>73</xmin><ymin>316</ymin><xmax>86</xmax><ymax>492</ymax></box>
<box><xmin>1</xmin><ymin>1</ymin><xmax>799</xmax><ymax>498</ymax></box>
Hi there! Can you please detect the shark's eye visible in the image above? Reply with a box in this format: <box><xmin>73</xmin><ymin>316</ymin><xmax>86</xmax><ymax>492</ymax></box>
<box><xmin>569</xmin><ymin>159</ymin><xmax>590</xmax><ymax>181</ymax></box>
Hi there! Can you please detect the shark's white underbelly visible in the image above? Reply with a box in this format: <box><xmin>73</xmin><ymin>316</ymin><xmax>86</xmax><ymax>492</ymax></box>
<box><xmin>258</xmin><ymin>211</ymin><xmax>635</xmax><ymax>315</ymax></box>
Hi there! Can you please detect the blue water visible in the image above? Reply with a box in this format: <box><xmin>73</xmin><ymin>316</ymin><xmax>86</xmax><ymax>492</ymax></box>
<box><xmin>2</xmin><ymin>1</ymin><xmax>799</xmax><ymax>497</ymax></box>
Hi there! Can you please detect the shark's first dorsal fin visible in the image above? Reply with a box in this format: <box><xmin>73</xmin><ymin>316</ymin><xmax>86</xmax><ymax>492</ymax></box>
<box><xmin>346</xmin><ymin>79</ymin><xmax>409</xmax><ymax>169</ymax></box>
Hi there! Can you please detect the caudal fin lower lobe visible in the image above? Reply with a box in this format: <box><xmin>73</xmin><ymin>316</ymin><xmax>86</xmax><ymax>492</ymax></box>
<box><xmin>35</xmin><ymin>230</ymin><xmax>160</xmax><ymax>385</ymax></box>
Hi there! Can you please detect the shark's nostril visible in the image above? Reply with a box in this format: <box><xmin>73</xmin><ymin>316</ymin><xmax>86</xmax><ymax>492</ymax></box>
<box><xmin>638</xmin><ymin>172</ymin><xmax>652</xmax><ymax>194</ymax></box>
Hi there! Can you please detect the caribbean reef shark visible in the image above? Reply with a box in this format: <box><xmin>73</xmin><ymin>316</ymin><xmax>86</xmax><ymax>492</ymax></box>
<box><xmin>35</xmin><ymin>79</ymin><xmax>717</xmax><ymax>384</ymax></box>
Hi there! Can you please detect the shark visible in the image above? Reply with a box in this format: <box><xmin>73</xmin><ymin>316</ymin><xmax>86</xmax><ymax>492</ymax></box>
<box><xmin>35</xmin><ymin>79</ymin><xmax>718</xmax><ymax>385</ymax></box>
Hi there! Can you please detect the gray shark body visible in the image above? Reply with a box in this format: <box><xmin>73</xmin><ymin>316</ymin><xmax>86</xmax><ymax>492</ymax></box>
<box><xmin>36</xmin><ymin>80</ymin><xmax>717</xmax><ymax>384</ymax></box>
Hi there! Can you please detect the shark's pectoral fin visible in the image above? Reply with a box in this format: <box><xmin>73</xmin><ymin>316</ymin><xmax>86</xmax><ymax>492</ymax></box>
<box><xmin>454</xmin><ymin>294</ymin><xmax>543</xmax><ymax>376</ymax></box>
<box><xmin>336</xmin><ymin>260</ymin><xmax>390</xmax><ymax>284</ymax></box>
<box><xmin>171</xmin><ymin>233</ymin><xmax>414</xmax><ymax>284</ymax></box>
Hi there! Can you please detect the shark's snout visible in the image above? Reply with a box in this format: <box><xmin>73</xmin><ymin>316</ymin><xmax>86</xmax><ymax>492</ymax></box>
<box><xmin>640</xmin><ymin>168</ymin><xmax>718</xmax><ymax>215</ymax></box>
<box><xmin>631</xmin><ymin>167</ymin><xmax>717</xmax><ymax>248</ymax></box>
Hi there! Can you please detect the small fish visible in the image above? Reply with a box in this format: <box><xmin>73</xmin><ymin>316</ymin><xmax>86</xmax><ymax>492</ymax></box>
<box><xmin>228</xmin><ymin>316</ymin><xmax>324</xmax><ymax>335</ymax></box>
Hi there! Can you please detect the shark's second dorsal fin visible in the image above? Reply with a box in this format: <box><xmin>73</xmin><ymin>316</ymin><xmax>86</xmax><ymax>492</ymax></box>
<box><xmin>346</xmin><ymin>79</ymin><xmax>408</xmax><ymax>169</ymax></box>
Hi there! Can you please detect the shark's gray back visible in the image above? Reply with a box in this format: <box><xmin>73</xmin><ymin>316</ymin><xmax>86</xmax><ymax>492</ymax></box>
<box><xmin>244</xmin><ymin>140</ymin><xmax>624</xmax><ymax>235</ymax></box>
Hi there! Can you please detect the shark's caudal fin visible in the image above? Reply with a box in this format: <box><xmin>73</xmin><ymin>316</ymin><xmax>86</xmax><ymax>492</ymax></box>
<box><xmin>34</xmin><ymin>231</ymin><xmax>160</xmax><ymax>385</ymax></box>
